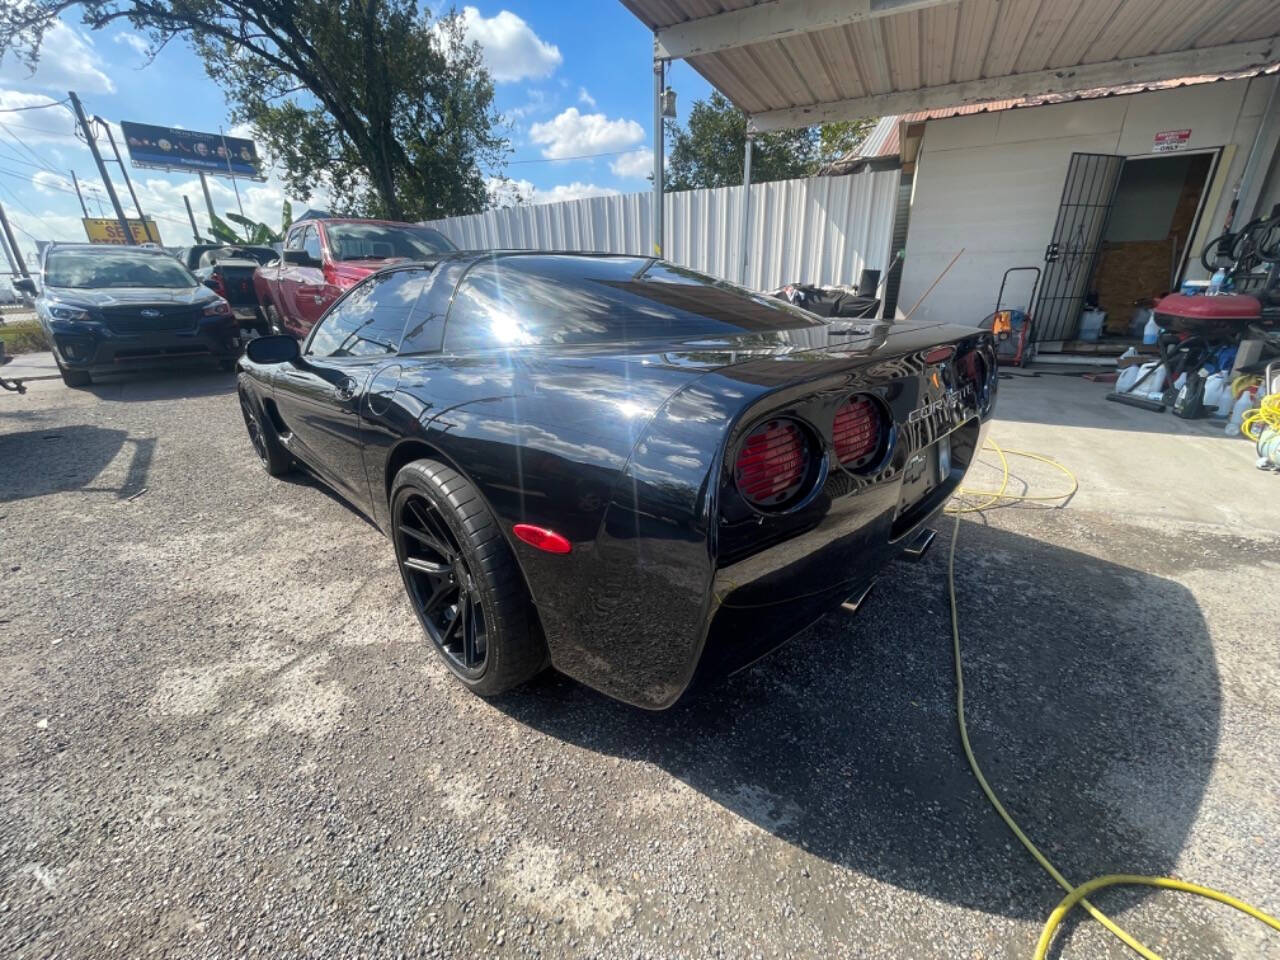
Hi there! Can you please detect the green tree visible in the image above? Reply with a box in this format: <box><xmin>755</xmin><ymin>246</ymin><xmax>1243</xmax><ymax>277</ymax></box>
<box><xmin>208</xmin><ymin>200</ymin><xmax>292</xmax><ymax>245</ymax></box>
<box><xmin>1</xmin><ymin>1</ymin><xmax>508</xmax><ymax>220</ymax></box>
<box><xmin>665</xmin><ymin>92</ymin><xmax>818</xmax><ymax>191</ymax></box>
<box><xmin>818</xmin><ymin>118</ymin><xmax>877</xmax><ymax>166</ymax></box>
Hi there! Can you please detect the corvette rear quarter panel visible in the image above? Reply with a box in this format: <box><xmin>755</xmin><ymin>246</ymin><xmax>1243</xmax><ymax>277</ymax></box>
<box><xmin>363</xmin><ymin>323</ymin><xmax>995</xmax><ymax>710</ymax></box>
<box><xmin>358</xmin><ymin>352</ymin><xmax>724</xmax><ymax>695</ymax></box>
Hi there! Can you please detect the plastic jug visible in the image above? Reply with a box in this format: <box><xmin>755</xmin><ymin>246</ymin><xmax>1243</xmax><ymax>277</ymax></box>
<box><xmin>1142</xmin><ymin>315</ymin><xmax>1159</xmax><ymax>344</ymax></box>
<box><xmin>1202</xmin><ymin>371</ymin><xmax>1230</xmax><ymax>416</ymax></box>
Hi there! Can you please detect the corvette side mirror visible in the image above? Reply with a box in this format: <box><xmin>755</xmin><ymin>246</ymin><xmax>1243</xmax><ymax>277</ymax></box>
<box><xmin>245</xmin><ymin>334</ymin><xmax>300</xmax><ymax>365</ymax></box>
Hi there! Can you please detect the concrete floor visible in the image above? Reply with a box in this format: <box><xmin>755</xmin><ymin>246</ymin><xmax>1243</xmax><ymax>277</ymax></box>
<box><xmin>1</xmin><ymin>367</ymin><xmax>1278</xmax><ymax>959</ymax></box>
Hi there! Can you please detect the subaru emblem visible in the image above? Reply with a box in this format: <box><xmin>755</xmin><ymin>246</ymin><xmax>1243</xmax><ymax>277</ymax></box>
<box><xmin>139</xmin><ymin>308</ymin><xmax>161</xmax><ymax>318</ymax></box>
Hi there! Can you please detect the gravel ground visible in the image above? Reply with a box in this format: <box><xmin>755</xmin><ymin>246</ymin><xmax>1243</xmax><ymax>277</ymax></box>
<box><xmin>1</xmin><ymin>369</ymin><xmax>1278</xmax><ymax>959</ymax></box>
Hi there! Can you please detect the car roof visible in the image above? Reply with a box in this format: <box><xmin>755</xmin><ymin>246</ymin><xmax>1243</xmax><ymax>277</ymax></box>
<box><xmin>46</xmin><ymin>242</ymin><xmax>172</xmax><ymax>255</ymax></box>
<box><xmin>306</xmin><ymin>218</ymin><xmax>453</xmax><ymax>229</ymax></box>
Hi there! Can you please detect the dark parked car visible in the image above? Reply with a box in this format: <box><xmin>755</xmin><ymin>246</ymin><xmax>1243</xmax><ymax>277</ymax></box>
<box><xmin>237</xmin><ymin>253</ymin><xmax>996</xmax><ymax>708</ymax></box>
<box><xmin>17</xmin><ymin>244</ymin><xmax>240</xmax><ymax>387</ymax></box>
<box><xmin>188</xmin><ymin>245</ymin><xmax>278</xmax><ymax>331</ymax></box>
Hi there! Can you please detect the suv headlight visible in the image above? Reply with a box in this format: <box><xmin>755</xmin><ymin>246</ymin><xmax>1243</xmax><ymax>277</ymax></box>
<box><xmin>202</xmin><ymin>299</ymin><xmax>233</xmax><ymax>317</ymax></box>
<box><xmin>48</xmin><ymin>305</ymin><xmax>92</xmax><ymax>322</ymax></box>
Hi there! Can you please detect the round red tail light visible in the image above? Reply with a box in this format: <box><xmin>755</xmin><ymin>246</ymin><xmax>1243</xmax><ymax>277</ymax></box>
<box><xmin>833</xmin><ymin>395</ymin><xmax>883</xmax><ymax>468</ymax></box>
<box><xmin>734</xmin><ymin>418</ymin><xmax>810</xmax><ymax>508</ymax></box>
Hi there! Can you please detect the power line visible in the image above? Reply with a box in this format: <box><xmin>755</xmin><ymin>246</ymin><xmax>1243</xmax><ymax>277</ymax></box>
<box><xmin>0</xmin><ymin>182</ymin><xmax>43</xmax><ymax>245</ymax></box>
<box><xmin>0</xmin><ymin>120</ymin><xmax>64</xmax><ymax>176</ymax></box>
<box><xmin>0</xmin><ymin>97</ymin><xmax>69</xmax><ymax>114</ymax></box>
<box><xmin>506</xmin><ymin>148</ymin><xmax>642</xmax><ymax>165</ymax></box>
<box><xmin>0</xmin><ymin>165</ymin><xmax>193</xmax><ymax>229</ymax></box>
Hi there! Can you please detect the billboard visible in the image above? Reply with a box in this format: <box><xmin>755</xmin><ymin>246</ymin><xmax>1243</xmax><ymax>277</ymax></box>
<box><xmin>120</xmin><ymin>121</ymin><xmax>264</xmax><ymax>180</ymax></box>
<box><xmin>82</xmin><ymin>218</ymin><xmax>163</xmax><ymax>245</ymax></box>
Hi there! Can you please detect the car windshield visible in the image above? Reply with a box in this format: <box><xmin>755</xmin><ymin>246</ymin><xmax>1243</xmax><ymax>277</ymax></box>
<box><xmin>326</xmin><ymin>223</ymin><xmax>456</xmax><ymax>262</ymax></box>
<box><xmin>44</xmin><ymin>250</ymin><xmax>198</xmax><ymax>289</ymax></box>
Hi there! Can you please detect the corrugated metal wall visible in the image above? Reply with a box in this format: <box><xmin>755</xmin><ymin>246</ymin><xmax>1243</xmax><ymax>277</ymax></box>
<box><xmin>421</xmin><ymin>170</ymin><xmax>900</xmax><ymax>292</ymax></box>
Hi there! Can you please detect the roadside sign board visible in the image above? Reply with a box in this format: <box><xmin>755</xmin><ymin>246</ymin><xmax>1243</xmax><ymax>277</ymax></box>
<box><xmin>119</xmin><ymin>120</ymin><xmax>264</xmax><ymax>180</ymax></box>
<box><xmin>1152</xmin><ymin>129</ymin><xmax>1191</xmax><ymax>153</ymax></box>
<box><xmin>82</xmin><ymin>218</ymin><xmax>163</xmax><ymax>245</ymax></box>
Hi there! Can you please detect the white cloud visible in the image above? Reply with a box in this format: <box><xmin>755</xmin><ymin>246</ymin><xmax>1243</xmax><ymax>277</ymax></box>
<box><xmin>506</xmin><ymin>88</ymin><xmax>553</xmax><ymax>121</ymax></box>
<box><xmin>539</xmin><ymin>182</ymin><xmax>618</xmax><ymax>203</ymax></box>
<box><xmin>113</xmin><ymin>32</ymin><xmax>150</xmax><ymax>57</ymax></box>
<box><xmin>610</xmin><ymin>148</ymin><xmax>654</xmax><ymax>179</ymax></box>
<box><xmin>528</xmin><ymin>107</ymin><xmax>643</xmax><ymax>159</ymax></box>
<box><xmin>0</xmin><ymin>90</ymin><xmax>81</xmax><ymax>144</ymax></box>
<box><xmin>577</xmin><ymin>87</ymin><xmax>596</xmax><ymax>108</ymax></box>
<box><xmin>0</xmin><ymin>20</ymin><xmax>114</xmax><ymax>94</ymax></box>
<box><xmin>486</xmin><ymin>176</ymin><xmax>617</xmax><ymax>207</ymax></box>
<box><xmin>457</xmin><ymin>7</ymin><xmax>561</xmax><ymax>83</ymax></box>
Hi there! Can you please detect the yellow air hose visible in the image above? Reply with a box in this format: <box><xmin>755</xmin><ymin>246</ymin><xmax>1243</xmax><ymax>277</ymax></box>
<box><xmin>943</xmin><ymin>440</ymin><xmax>1280</xmax><ymax>959</ymax></box>
<box><xmin>1241</xmin><ymin>392</ymin><xmax>1280</xmax><ymax>440</ymax></box>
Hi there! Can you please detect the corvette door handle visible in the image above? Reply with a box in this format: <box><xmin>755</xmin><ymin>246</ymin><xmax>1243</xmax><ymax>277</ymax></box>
<box><xmin>336</xmin><ymin>376</ymin><xmax>358</xmax><ymax>401</ymax></box>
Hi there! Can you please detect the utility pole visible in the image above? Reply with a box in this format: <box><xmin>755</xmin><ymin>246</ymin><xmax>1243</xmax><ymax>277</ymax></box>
<box><xmin>70</xmin><ymin>170</ymin><xmax>89</xmax><ymax>218</ymax></box>
<box><xmin>219</xmin><ymin>127</ymin><xmax>246</xmax><ymax>218</ymax></box>
<box><xmin>198</xmin><ymin>172</ymin><xmax>217</xmax><ymax>229</ymax></box>
<box><xmin>0</xmin><ymin>199</ymin><xmax>31</xmax><ymax>278</ymax></box>
<box><xmin>651</xmin><ymin>57</ymin><xmax>664</xmax><ymax>257</ymax></box>
<box><xmin>0</xmin><ymin>216</ymin><xmax>19</xmax><ymax>279</ymax></box>
<box><xmin>68</xmin><ymin>90</ymin><xmax>134</xmax><ymax>245</ymax></box>
<box><xmin>183</xmin><ymin>195</ymin><xmax>202</xmax><ymax>242</ymax></box>
<box><xmin>97</xmin><ymin>116</ymin><xmax>156</xmax><ymax>244</ymax></box>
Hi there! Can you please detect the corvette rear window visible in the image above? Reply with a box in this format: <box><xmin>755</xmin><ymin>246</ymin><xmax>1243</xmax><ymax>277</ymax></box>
<box><xmin>445</xmin><ymin>255</ymin><xmax>822</xmax><ymax>350</ymax></box>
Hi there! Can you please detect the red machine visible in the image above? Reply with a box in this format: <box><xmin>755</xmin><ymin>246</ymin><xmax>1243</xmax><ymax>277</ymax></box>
<box><xmin>980</xmin><ymin>266</ymin><xmax>1040</xmax><ymax>367</ymax></box>
<box><xmin>1152</xmin><ymin>292</ymin><xmax>1263</xmax><ymax>338</ymax></box>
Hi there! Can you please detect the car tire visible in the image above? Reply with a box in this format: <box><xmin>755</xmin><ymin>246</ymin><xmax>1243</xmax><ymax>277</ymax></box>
<box><xmin>238</xmin><ymin>379</ymin><xmax>291</xmax><ymax>477</ymax></box>
<box><xmin>391</xmin><ymin>459</ymin><xmax>548</xmax><ymax>696</ymax></box>
<box><xmin>264</xmin><ymin>303</ymin><xmax>285</xmax><ymax>336</ymax></box>
<box><xmin>252</xmin><ymin>306</ymin><xmax>272</xmax><ymax>336</ymax></box>
<box><xmin>59</xmin><ymin>365</ymin><xmax>91</xmax><ymax>387</ymax></box>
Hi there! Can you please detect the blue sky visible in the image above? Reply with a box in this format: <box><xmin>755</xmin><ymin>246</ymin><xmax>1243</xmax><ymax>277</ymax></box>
<box><xmin>0</xmin><ymin>2</ymin><xmax>712</xmax><ymax>258</ymax></box>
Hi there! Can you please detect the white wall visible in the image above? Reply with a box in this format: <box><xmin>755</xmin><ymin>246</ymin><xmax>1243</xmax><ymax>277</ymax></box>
<box><xmin>422</xmin><ymin>170</ymin><xmax>900</xmax><ymax>294</ymax></box>
<box><xmin>898</xmin><ymin>76</ymin><xmax>1279</xmax><ymax>327</ymax></box>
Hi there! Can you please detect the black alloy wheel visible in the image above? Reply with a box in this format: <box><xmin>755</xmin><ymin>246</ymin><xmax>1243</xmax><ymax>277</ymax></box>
<box><xmin>238</xmin><ymin>379</ymin><xmax>291</xmax><ymax>476</ymax></box>
<box><xmin>396</xmin><ymin>493</ymin><xmax>488</xmax><ymax>677</ymax></box>
<box><xmin>240</xmin><ymin>392</ymin><xmax>269</xmax><ymax>465</ymax></box>
<box><xmin>390</xmin><ymin>459</ymin><xmax>547</xmax><ymax>695</ymax></box>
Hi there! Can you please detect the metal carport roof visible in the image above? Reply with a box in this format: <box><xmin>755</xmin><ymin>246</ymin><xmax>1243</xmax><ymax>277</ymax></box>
<box><xmin>621</xmin><ymin>0</ymin><xmax>1280</xmax><ymax>132</ymax></box>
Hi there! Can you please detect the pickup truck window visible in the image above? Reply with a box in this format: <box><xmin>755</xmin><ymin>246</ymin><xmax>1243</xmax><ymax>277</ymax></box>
<box><xmin>284</xmin><ymin>226</ymin><xmax>304</xmax><ymax>251</ymax></box>
<box><xmin>302</xmin><ymin>227</ymin><xmax>322</xmax><ymax>262</ymax></box>
<box><xmin>326</xmin><ymin>223</ymin><xmax>455</xmax><ymax>262</ymax></box>
<box><xmin>306</xmin><ymin>270</ymin><xmax>430</xmax><ymax>359</ymax></box>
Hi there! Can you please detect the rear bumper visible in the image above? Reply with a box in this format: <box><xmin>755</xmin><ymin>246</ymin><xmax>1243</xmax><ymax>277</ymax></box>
<box><xmin>51</xmin><ymin>323</ymin><xmax>241</xmax><ymax>372</ymax></box>
<box><xmin>696</xmin><ymin>418</ymin><xmax>984</xmax><ymax>685</ymax></box>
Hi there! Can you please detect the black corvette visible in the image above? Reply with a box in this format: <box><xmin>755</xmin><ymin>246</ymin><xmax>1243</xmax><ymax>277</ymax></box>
<box><xmin>237</xmin><ymin>253</ymin><xmax>995</xmax><ymax>708</ymax></box>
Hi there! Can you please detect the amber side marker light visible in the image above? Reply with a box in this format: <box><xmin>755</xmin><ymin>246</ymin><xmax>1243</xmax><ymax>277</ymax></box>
<box><xmin>513</xmin><ymin>523</ymin><xmax>572</xmax><ymax>554</ymax></box>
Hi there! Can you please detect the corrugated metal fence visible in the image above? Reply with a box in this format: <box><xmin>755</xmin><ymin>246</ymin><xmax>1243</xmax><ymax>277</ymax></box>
<box><xmin>421</xmin><ymin>169</ymin><xmax>900</xmax><ymax>292</ymax></box>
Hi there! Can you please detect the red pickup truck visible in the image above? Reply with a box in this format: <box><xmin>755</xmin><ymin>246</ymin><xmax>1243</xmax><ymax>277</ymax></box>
<box><xmin>253</xmin><ymin>218</ymin><xmax>457</xmax><ymax>338</ymax></box>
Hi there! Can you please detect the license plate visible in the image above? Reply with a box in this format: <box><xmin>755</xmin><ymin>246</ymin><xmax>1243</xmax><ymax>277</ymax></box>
<box><xmin>899</xmin><ymin>435</ymin><xmax>950</xmax><ymax>509</ymax></box>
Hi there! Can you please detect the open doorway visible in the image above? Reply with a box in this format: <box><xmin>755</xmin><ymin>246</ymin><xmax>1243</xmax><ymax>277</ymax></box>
<box><xmin>1089</xmin><ymin>151</ymin><xmax>1217</xmax><ymax>338</ymax></box>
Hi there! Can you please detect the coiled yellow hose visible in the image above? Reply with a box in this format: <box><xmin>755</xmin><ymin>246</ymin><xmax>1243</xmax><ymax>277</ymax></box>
<box><xmin>1241</xmin><ymin>392</ymin><xmax>1280</xmax><ymax>440</ymax></box>
<box><xmin>944</xmin><ymin>441</ymin><xmax>1280</xmax><ymax>959</ymax></box>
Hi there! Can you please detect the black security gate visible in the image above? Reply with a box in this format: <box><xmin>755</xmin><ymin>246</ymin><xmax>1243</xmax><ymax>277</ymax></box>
<box><xmin>1032</xmin><ymin>152</ymin><xmax>1125</xmax><ymax>342</ymax></box>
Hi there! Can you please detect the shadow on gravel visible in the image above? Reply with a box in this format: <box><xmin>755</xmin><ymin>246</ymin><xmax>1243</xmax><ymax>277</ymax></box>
<box><xmin>85</xmin><ymin>367</ymin><xmax>237</xmax><ymax>402</ymax></box>
<box><xmin>494</xmin><ymin>520</ymin><xmax>1219</xmax><ymax>922</ymax></box>
<box><xmin>0</xmin><ymin>425</ymin><xmax>153</xmax><ymax>501</ymax></box>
